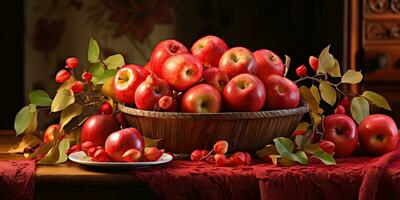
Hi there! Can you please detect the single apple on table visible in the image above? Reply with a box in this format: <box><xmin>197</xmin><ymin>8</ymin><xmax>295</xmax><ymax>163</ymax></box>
<box><xmin>323</xmin><ymin>114</ymin><xmax>358</xmax><ymax>157</ymax></box>
<box><xmin>43</xmin><ymin>124</ymin><xmax>61</xmax><ymax>143</ymax></box>
<box><xmin>181</xmin><ymin>84</ymin><xmax>222</xmax><ymax>113</ymax></box>
<box><xmin>162</xmin><ymin>54</ymin><xmax>203</xmax><ymax>91</ymax></box>
<box><xmin>81</xmin><ymin>115</ymin><xmax>120</xmax><ymax>146</ymax></box>
<box><xmin>358</xmin><ymin>114</ymin><xmax>398</xmax><ymax>155</ymax></box>
<box><xmin>150</xmin><ymin>39</ymin><xmax>188</xmax><ymax>78</ymax></box>
<box><xmin>252</xmin><ymin>49</ymin><xmax>284</xmax><ymax>85</ymax></box>
<box><xmin>219</xmin><ymin>47</ymin><xmax>257</xmax><ymax>79</ymax></box>
<box><xmin>113</xmin><ymin>64</ymin><xmax>149</xmax><ymax>105</ymax></box>
<box><xmin>134</xmin><ymin>74</ymin><xmax>172</xmax><ymax>110</ymax></box>
<box><xmin>203</xmin><ymin>67</ymin><xmax>229</xmax><ymax>93</ymax></box>
<box><xmin>264</xmin><ymin>75</ymin><xmax>300</xmax><ymax>110</ymax></box>
<box><xmin>105</xmin><ymin>128</ymin><xmax>145</xmax><ymax>162</ymax></box>
<box><xmin>191</xmin><ymin>35</ymin><xmax>228</xmax><ymax>68</ymax></box>
<box><xmin>223</xmin><ymin>73</ymin><xmax>266</xmax><ymax>112</ymax></box>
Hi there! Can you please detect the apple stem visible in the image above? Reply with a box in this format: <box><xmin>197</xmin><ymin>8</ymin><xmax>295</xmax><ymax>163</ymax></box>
<box><xmin>200</xmin><ymin>149</ymin><xmax>214</xmax><ymax>161</ymax></box>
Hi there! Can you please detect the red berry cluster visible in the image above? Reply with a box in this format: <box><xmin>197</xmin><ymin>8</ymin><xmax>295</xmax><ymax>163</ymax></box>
<box><xmin>295</xmin><ymin>56</ymin><xmax>319</xmax><ymax>77</ymax></box>
<box><xmin>54</xmin><ymin>57</ymin><xmax>93</xmax><ymax>94</ymax></box>
<box><xmin>190</xmin><ymin>140</ymin><xmax>252</xmax><ymax>167</ymax></box>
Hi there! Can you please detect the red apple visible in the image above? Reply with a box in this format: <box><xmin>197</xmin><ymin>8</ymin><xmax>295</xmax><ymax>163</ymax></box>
<box><xmin>144</xmin><ymin>147</ymin><xmax>164</xmax><ymax>161</ymax></box>
<box><xmin>223</xmin><ymin>73</ymin><xmax>266</xmax><ymax>112</ymax></box>
<box><xmin>105</xmin><ymin>128</ymin><xmax>145</xmax><ymax>162</ymax></box>
<box><xmin>252</xmin><ymin>49</ymin><xmax>284</xmax><ymax>85</ymax></box>
<box><xmin>81</xmin><ymin>115</ymin><xmax>120</xmax><ymax>146</ymax></box>
<box><xmin>113</xmin><ymin>112</ymin><xmax>127</xmax><ymax>128</ymax></box>
<box><xmin>98</xmin><ymin>102</ymin><xmax>113</xmax><ymax>115</ymax></box>
<box><xmin>150</xmin><ymin>39</ymin><xmax>188</xmax><ymax>78</ymax></box>
<box><xmin>162</xmin><ymin>54</ymin><xmax>203</xmax><ymax>91</ymax></box>
<box><xmin>43</xmin><ymin>124</ymin><xmax>60</xmax><ymax>143</ymax></box>
<box><xmin>191</xmin><ymin>35</ymin><xmax>228</xmax><ymax>68</ymax></box>
<box><xmin>203</xmin><ymin>67</ymin><xmax>229</xmax><ymax>93</ymax></box>
<box><xmin>113</xmin><ymin>64</ymin><xmax>149</xmax><ymax>104</ymax></box>
<box><xmin>323</xmin><ymin>114</ymin><xmax>358</xmax><ymax>157</ymax></box>
<box><xmin>134</xmin><ymin>74</ymin><xmax>172</xmax><ymax>110</ymax></box>
<box><xmin>264</xmin><ymin>75</ymin><xmax>300</xmax><ymax>110</ymax></box>
<box><xmin>219</xmin><ymin>47</ymin><xmax>257</xmax><ymax>78</ymax></box>
<box><xmin>358</xmin><ymin>114</ymin><xmax>398</xmax><ymax>155</ymax></box>
<box><xmin>181</xmin><ymin>84</ymin><xmax>222</xmax><ymax>113</ymax></box>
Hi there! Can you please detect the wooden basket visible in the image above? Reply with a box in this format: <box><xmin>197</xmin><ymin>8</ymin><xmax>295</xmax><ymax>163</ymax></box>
<box><xmin>118</xmin><ymin>102</ymin><xmax>309</xmax><ymax>153</ymax></box>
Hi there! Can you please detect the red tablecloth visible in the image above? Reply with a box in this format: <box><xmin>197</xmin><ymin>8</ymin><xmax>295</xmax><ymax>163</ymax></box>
<box><xmin>0</xmin><ymin>159</ymin><xmax>35</xmax><ymax>200</ymax></box>
<box><xmin>134</xmin><ymin>146</ymin><xmax>400</xmax><ymax>200</ymax></box>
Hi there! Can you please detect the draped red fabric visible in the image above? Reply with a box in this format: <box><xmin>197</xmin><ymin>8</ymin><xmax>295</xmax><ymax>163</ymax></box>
<box><xmin>0</xmin><ymin>159</ymin><xmax>35</xmax><ymax>200</ymax></box>
<box><xmin>134</xmin><ymin>146</ymin><xmax>400</xmax><ymax>200</ymax></box>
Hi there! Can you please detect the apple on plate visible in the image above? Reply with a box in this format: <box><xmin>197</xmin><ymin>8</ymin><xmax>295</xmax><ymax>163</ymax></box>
<box><xmin>191</xmin><ymin>35</ymin><xmax>228</xmax><ymax>68</ymax></box>
<box><xmin>181</xmin><ymin>84</ymin><xmax>222</xmax><ymax>113</ymax></box>
<box><xmin>150</xmin><ymin>39</ymin><xmax>188</xmax><ymax>78</ymax></box>
<box><xmin>219</xmin><ymin>47</ymin><xmax>257</xmax><ymax>78</ymax></box>
<box><xmin>162</xmin><ymin>54</ymin><xmax>203</xmax><ymax>91</ymax></box>
<box><xmin>81</xmin><ymin>115</ymin><xmax>120</xmax><ymax>146</ymax></box>
<box><xmin>264</xmin><ymin>75</ymin><xmax>300</xmax><ymax>110</ymax></box>
<box><xmin>323</xmin><ymin>114</ymin><xmax>358</xmax><ymax>157</ymax></box>
<box><xmin>135</xmin><ymin>74</ymin><xmax>172</xmax><ymax>110</ymax></box>
<box><xmin>358</xmin><ymin>114</ymin><xmax>398</xmax><ymax>155</ymax></box>
<box><xmin>105</xmin><ymin>128</ymin><xmax>145</xmax><ymax>162</ymax></box>
<box><xmin>203</xmin><ymin>67</ymin><xmax>229</xmax><ymax>93</ymax></box>
<box><xmin>114</xmin><ymin>64</ymin><xmax>149</xmax><ymax>105</ymax></box>
<box><xmin>252</xmin><ymin>49</ymin><xmax>284</xmax><ymax>85</ymax></box>
<box><xmin>223</xmin><ymin>73</ymin><xmax>266</xmax><ymax>112</ymax></box>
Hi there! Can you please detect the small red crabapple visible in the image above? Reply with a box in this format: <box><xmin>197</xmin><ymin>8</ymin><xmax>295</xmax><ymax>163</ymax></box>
<box><xmin>92</xmin><ymin>149</ymin><xmax>110</xmax><ymax>162</ymax></box>
<box><xmin>319</xmin><ymin>140</ymin><xmax>335</xmax><ymax>154</ymax></box>
<box><xmin>82</xmin><ymin>72</ymin><xmax>92</xmax><ymax>82</ymax></box>
<box><xmin>214</xmin><ymin>154</ymin><xmax>228</xmax><ymax>166</ymax></box>
<box><xmin>55</xmin><ymin>69</ymin><xmax>70</xmax><ymax>83</ymax></box>
<box><xmin>71</xmin><ymin>81</ymin><xmax>84</xmax><ymax>94</ymax></box>
<box><xmin>309</xmin><ymin>56</ymin><xmax>319</xmax><ymax>71</ymax></box>
<box><xmin>295</xmin><ymin>65</ymin><xmax>307</xmax><ymax>77</ymax></box>
<box><xmin>334</xmin><ymin>105</ymin><xmax>346</xmax><ymax>115</ymax></box>
<box><xmin>213</xmin><ymin>140</ymin><xmax>229</xmax><ymax>154</ymax></box>
<box><xmin>191</xmin><ymin>149</ymin><xmax>202</xmax><ymax>162</ymax></box>
<box><xmin>66</xmin><ymin>57</ymin><xmax>79</xmax><ymax>69</ymax></box>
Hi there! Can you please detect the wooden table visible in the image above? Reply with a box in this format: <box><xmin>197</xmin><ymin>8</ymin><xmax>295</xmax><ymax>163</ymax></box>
<box><xmin>0</xmin><ymin>130</ymin><xmax>156</xmax><ymax>200</ymax></box>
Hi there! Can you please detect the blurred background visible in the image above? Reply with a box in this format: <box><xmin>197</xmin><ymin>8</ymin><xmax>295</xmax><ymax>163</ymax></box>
<box><xmin>2</xmin><ymin>0</ymin><xmax>400</xmax><ymax>128</ymax></box>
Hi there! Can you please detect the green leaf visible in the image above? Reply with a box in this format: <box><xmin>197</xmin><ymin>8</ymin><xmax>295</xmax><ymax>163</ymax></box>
<box><xmin>56</xmin><ymin>138</ymin><xmax>70</xmax><ymax>164</ymax></box>
<box><xmin>51</xmin><ymin>89</ymin><xmax>75</xmax><ymax>112</ymax></box>
<box><xmin>284</xmin><ymin>55</ymin><xmax>291</xmax><ymax>77</ymax></box>
<box><xmin>295</xmin><ymin>135</ymin><xmax>304</xmax><ymax>149</ymax></box>
<box><xmin>342</xmin><ymin>70</ymin><xmax>363</xmax><ymax>84</ymax></box>
<box><xmin>362</xmin><ymin>91</ymin><xmax>391</xmax><ymax>111</ymax></box>
<box><xmin>14</xmin><ymin>104</ymin><xmax>36</xmax><ymax>135</ymax></box>
<box><xmin>313</xmin><ymin>150</ymin><xmax>336</xmax><ymax>165</ymax></box>
<box><xmin>351</xmin><ymin>96</ymin><xmax>369</xmax><ymax>124</ymax></box>
<box><xmin>38</xmin><ymin>143</ymin><xmax>60</xmax><ymax>164</ymax></box>
<box><xmin>8</xmin><ymin>134</ymin><xmax>41</xmax><ymax>153</ymax></box>
<box><xmin>144</xmin><ymin>137</ymin><xmax>162</xmax><ymax>147</ymax></box>
<box><xmin>299</xmin><ymin>86</ymin><xmax>319</xmax><ymax>113</ymax></box>
<box><xmin>281</xmin><ymin>151</ymin><xmax>308</xmax><ymax>165</ymax></box>
<box><xmin>273</xmin><ymin>137</ymin><xmax>295</xmax><ymax>154</ymax></box>
<box><xmin>29</xmin><ymin>90</ymin><xmax>52</xmax><ymax>106</ymax></box>
<box><xmin>91</xmin><ymin>69</ymin><xmax>117</xmax><ymax>85</ymax></box>
<box><xmin>59</xmin><ymin>103</ymin><xmax>83</xmax><ymax>130</ymax></box>
<box><xmin>310</xmin><ymin>85</ymin><xmax>321</xmax><ymax>104</ymax></box>
<box><xmin>319</xmin><ymin>81</ymin><xmax>337</xmax><ymax>106</ymax></box>
<box><xmin>303</xmin><ymin>143</ymin><xmax>321</xmax><ymax>154</ymax></box>
<box><xmin>25</xmin><ymin>141</ymin><xmax>54</xmax><ymax>158</ymax></box>
<box><xmin>88</xmin><ymin>38</ymin><xmax>100</xmax><ymax>63</ymax></box>
<box><xmin>317</xmin><ymin>45</ymin><xmax>335</xmax><ymax>75</ymax></box>
<box><xmin>88</xmin><ymin>63</ymin><xmax>105</xmax><ymax>77</ymax></box>
<box><xmin>329</xmin><ymin>59</ymin><xmax>342</xmax><ymax>77</ymax></box>
<box><xmin>104</xmin><ymin>54</ymin><xmax>125</xmax><ymax>69</ymax></box>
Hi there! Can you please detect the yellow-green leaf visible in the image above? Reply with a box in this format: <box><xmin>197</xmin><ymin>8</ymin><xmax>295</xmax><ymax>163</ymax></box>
<box><xmin>310</xmin><ymin>112</ymin><xmax>322</xmax><ymax>130</ymax></box>
<box><xmin>8</xmin><ymin>134</ymin><xmax>41</xmax><ymax>153</ymax></box>
<box><xmin>273</xmin><ymin>137</ymin><xmax>295</xmax><ymax>154</ymax></box>
<box><xmin>269</xmin><ymin>155</ymin><xmax>281</xmax><ymax>166</ymax></box>
<box><xmin>29</xmin><ymin>90</ymin><xmax>52</xmax><ymax>106</ymax></box>
<box><xmin>317</xmin><ymin>45</ymin><xmax>335</xmax><ymax>74</ymax></box>
<box><xmin>59</xmin><ymin>103</ymin><xmax>82</xmax><ymax>130</ymax></box>
<box><xmin>144</xmin><ymin>137</ymin><xmax>162</xmax><ymax>147</ymax></box>
<box><xmin>14</xmin><ymin>104</ymin><xmax>36</xmax><ymax>135</ymax></box>
<box><xmin>89</xmin><ymin>63</ymin><xmax>105</xmax><ymax>77</ymax></box>
<box><xmin>91</xmin><ymin>69</ymin><xmax>117</xmax><ymax>85</ymax></box>
<box><xmin>104</xmin><ymin>54</ymin><xmax>125</xmax><ymax>69</ymax></box>
<box><xmin>277</xmin><ymin>157</ymin><xmax>296</xmax><ymax>167</ymax></box>
<box><xmin>26</xmin><ymin>141</ymin><xmax>55</xmax><ymax>158</ymax></box>
<box><xmin>57</xmin><ymin>76</ymin><xmax>76</xmax><ymax>92</ymax></box>
<box><xmin>313</xmin><ymin>150</ymin><xmax>336</xmax><ymax>165</ymax></box>
<box><xmin>51</xmin><ymin>89</ymin><xmax>75</xmax><ymax>112</ymax></box>
<box><xmin>56</xmin><ymin>138</ymin><xmax>70</xmax><ymax>164</ymax></box>
<box><xmin>88</xmin><ymin>37</ymin><xmax>100</xmax><ymax>63</ymax></box>
<box><xmin>310</xmin><ymin>85</ymin><xmax>321</xmax><ymax>104</ymax></box>
<box><xmin>294</xmin><ymin>121</ymin><xmax>310</xmax><ymax>131</ymax></box>
<box><xmin>256</xmin><ymin>144</ymin><xmax>279</xmax><ymax>160</ymax></box>
<box><xmin>329</xmin><ymin>59</ymin><xmax>342</xmax><ymax>77</ymax></box>
<box><xmin>351</xmin><ymin>96</ymin><xmax>369</xmax><ymax>124</ymax></box>
<box><xmin>319</xmin><ymin>81</ymin><xmax>337</xmax><ymax>106</ymax></box>
<box><xmin>342</xmin><ymin>70</ymin><xmax>363</xmax><ymax>84</ymax></box>
<box><xmin>299</xmin><ymin>86</ymin><xmax>319</xmax><ymax>113</ymax></box>
<box><xmin>24</xmin><ymin>110</ymin><xmax>38</xmax><ymax>134</ymax></box>
<box><xmin>284</xmin><ymin>55</ymin><xmax>291</xmax><ymax>77</ymax></box>
<box><xmin>303</xmin><ymin>143</ymin><xmax>321</xmax><ymax>154</ymax></box>
<box><xmin>362</xmin><ymin>91</ymin><xmax>391</xmax><ymax>111</ymax></box>
<box><xmin>38</xmin><ymin>143</ymin><xmax>60</xmax><ymax>164</ymax></box>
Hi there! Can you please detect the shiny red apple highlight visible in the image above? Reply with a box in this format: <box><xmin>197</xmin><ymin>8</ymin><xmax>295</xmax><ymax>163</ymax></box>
<box><xmin>80</xmin><ymin>115</ymin><xmax>120</xmax><ymax>146</ymax></box>
<box><xmin>105</xmin><ymin>128</ymin><xmax>145</xmax><ymax>162</ymax></box>
<box><xmin>191</xmin><ymin>35</ymin><xmax>228</xmax><ymax>68</ymax></box>
<box><xmin>181</xmin><ymin>84</ymin><xmax>222</xmax><ymax>113</ymax></box>
<box><xmin>113</xmin><ymin>64</ymin><xmax>149</xmax><ymax>104</ymax></box>
<box><xmin>264</xmin><ymin>75</ymin><xmax>300</xmax><ymax>110</ymax></box>
<box><xmin>219</xmin><ymin>47</ymin><xmax>257</xmax><ymax>78</ymax></box>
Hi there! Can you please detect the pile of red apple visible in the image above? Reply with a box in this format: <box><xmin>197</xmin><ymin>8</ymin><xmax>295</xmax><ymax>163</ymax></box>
<box><xmin>113</xmin><ymin>35</ymin><xmax>300</xmax><ymax>112</ymax></box>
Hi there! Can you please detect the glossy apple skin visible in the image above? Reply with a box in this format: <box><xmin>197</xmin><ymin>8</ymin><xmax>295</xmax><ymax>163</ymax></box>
<box><xmin>323</xmin><ymin>114</ymin><xmax>358</xmax><ymax>157</ymax></box>
<box><xmin>44</xmin><ymin>124</ymin><xmax>60</xmax><ymax>143</ymax></box>
<box><xmin>81</xmin><ymin>115</ymin><xmax>120</xmax><ymax>146</ymax></box>
<box><xmin>113</xmin><ymin>64</ymin><xmax>149</xmax><ymax>105</ymax></box>
<box><xmin>135</xmin><ymin>74</ymin><xmax>172</xmax><ymax>110</ymax></box>
<box><xmin>223</xmin><ymin>73</ymin><xmax>266</xmax><ymax>112</ymax></box>
<box><xmin>105</xmin><ymin>128</ymin><xmax>145</xmax><ymax>162</ymax></box>
<box><xmin>252</xmin><ymin>49</ymin><xmax>284</xmax><ymax>85</ymax></box>
<box><xmin>219</xmin><ymin>47</ymin><xmax>257</xmax><ymax>79</ymax></box>
<box><xmin>191</xmin><ymin>35</ymin><xmax>228</xmax><ymax>68</ymax></box>
<box><xmin>203</xmin><ymin>67</ymin><xmax>229</xmax><ymax>93</ymax></box>
<box><xmin>264</xmin><ymin>75</ymin><xmax>300</xmax><ymax>110</ymax></box>
<box><xmin>358</xmin><ymin>114</ymin><xmax>398</xmax><ymax>155</ymax></box>
<box><xmin>150</xmin><ymin>39</ymin><xmax>188</xmax><ymax>78</ymax></box>
<box><xmin>162</xmin><ymin>54</ymin><xmax>203</xmax><ymax>91</ymax></box>
<box><xmin>181</xmin><ymin>84</ymin><xmax>222</xmax><ymax>113</ymax></box>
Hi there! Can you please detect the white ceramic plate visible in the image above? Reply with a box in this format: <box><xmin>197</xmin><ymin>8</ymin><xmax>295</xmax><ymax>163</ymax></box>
<box><xmin>69</xmin><ymin>151</ymin><xmax>173</xmax><ymax>167</ymax></box>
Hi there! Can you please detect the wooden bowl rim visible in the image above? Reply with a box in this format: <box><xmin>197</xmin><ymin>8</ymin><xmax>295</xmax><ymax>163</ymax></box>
<box><xmin>118</xmin><ymin>101</ymin><xmax>309</xmax><ymax>120</ymax></box>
